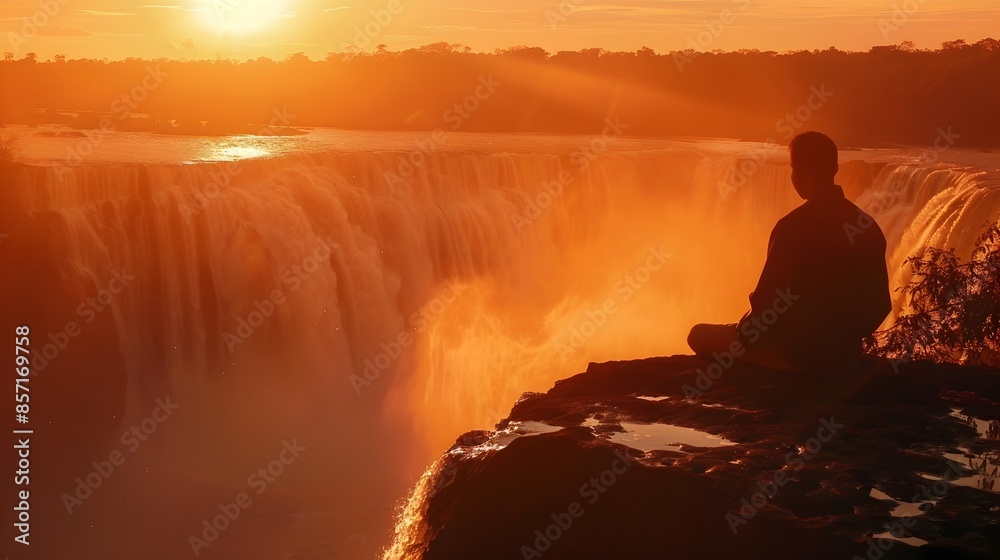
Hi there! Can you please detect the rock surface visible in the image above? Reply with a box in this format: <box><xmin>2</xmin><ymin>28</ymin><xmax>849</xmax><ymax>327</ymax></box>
<box><xmin>387</xmin><ymin>356</ymin><xmax>1000</xmax><ymax>560</ymax></box>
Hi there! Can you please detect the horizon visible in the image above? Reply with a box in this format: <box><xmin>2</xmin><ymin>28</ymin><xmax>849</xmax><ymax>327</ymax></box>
<box><xmin>2</xmin><ymin>0</ymin><xmax>999</xmax><ymax>61</ymax></box>
<box><xmin>2</xmin><ymin>37</ymin><xmax>996</xmax><ymax>62</ymax></box>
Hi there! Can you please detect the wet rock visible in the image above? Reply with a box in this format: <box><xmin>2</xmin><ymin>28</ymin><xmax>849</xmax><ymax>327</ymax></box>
<box><xmin>388</xmin><ymin>356</ymin><xmax>1000</xmax><ymax>560</ymax></box>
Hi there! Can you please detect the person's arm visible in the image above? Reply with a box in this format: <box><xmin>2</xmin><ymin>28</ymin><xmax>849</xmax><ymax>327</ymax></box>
<box><xmin>859</xmin><ymin>233</ymin><xmax>893</xmax><ymax>335</ymax></box>
<box><xmin>744</xmin><ymin>219</ymin><xmax>799</xmax><ymax>318</ymax></box>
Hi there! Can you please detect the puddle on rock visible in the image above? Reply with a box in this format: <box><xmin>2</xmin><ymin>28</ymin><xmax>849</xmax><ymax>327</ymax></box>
<box><xmin>942</xmin><ymin>450</ymin><xmax>999</xmax><ymax>493</ymax></box>
<box><xmin>583</xmin><ymin>416</ymin><xmax>736</xmax><ymax>452</ymax></box>
<box><xmin>454</xmin><ymin>421</ymin><xmax>564</xmax><ymax>457</ymax></box>
<box><xmin>944</xmin><ymin>409</ymin><xmax>999</xmax><ymax>493</ymax></box>
<box><xmin>491</xmin><ymin>421</ymin><xmax>563</xmax><ymax>448</ymax></box>
<box><xmin>949</xmin><ymin>408</ymin><xmax>999</xmax><ymax>440</ymax></box>
<box><xmin>871</xmin><ymin>532</ymin><xmax>928</xmax><ymax>547</ymax></box>
<box><xmin>869</xmin><ymin>488</ymin><xmax>930</xmax><ymax>518</ymax></box>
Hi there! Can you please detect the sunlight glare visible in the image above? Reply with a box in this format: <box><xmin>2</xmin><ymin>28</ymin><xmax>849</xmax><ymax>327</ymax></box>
<box><xmin>198</xmin><ymin>0</ymin><xmax>293</xmax><ymax>35</ymax></box>
<box><xmin>211</xmin><ymin>145</ymin><xmax>271</xmax><ymax>160</ymax></box>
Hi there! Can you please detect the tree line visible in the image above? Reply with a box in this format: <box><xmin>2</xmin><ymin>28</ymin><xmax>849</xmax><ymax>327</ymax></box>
<box><xmin>1</xmin><ymin>39</ymin><xmax>998</xmax><ymax>146</ymax></box>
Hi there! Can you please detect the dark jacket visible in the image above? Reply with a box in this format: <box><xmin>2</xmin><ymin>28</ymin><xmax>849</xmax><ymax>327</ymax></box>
<box><xmin>737</xmin><ymin>185</ymin><xmax>892</xmax><ymax>372</ymax></box>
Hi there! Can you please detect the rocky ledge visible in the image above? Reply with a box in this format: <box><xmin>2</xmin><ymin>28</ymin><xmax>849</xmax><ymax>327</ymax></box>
<box><xmin>386</xmin><ymin>356</ymin><xmax>1000</xmax><ymax>560</ymax></box>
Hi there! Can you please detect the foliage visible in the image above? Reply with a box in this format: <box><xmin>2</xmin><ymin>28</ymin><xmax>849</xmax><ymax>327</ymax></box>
<box><xmin>865</xmin><ymin>221</ymin><xmax>1000</xmax><ymax>366</ymax></box>
<box><xmin>1</xmin><ymin>40</ymin><xmax>999</xmax><ymax>145</ymax></box>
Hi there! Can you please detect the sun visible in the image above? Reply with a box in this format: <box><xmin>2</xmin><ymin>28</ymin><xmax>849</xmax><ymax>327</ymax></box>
<box><xmin>198</xmin><ymin>0</ymin><xmax>292</xmax><ymax>35</ymax></box>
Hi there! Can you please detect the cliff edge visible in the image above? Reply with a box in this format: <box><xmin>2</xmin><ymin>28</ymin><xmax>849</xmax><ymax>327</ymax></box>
<box><xmin>386</xmin><ymin>355</ymin><xmax>1000</xmax><ymax>560</ymax></box>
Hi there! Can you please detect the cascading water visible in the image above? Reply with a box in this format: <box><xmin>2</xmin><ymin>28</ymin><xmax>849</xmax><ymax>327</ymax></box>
<box><xmin>858</xmin><ymin>165</ymin><xmax>1000</xmax><ymax>319</ymax></box>
<box><xmin>3</xmin><ymin>133</ymin><xmax>998</xmax><ymax>559</ymax></box>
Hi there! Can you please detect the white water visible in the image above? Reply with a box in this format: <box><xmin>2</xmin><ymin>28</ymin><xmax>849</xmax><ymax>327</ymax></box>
<box><xmin>5</xmin><ymin>128</ymin><xmax>1000</xmax><ymax>558</ymax></box>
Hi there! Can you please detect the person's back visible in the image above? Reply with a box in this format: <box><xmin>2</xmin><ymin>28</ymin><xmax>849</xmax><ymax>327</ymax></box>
<box><xmin>688</xmin><ymin>131</ymin><xmax>892</xmax><ymax>373</ymax></box>
<box><xmin>740</xmin><ymin>183</ymin><xmax>891</xmax><ymax>372</ymax></box>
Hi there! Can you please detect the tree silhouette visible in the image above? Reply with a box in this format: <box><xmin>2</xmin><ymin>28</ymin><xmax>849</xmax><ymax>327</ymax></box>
<box><xmin>865</xmin><ymin>222</ymin><xmax>1000</xmax><ymax>367</ymax></box>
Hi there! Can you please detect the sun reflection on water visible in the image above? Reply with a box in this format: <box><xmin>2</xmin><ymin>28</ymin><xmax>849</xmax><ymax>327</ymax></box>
<box><xmin>212</xmin><ymin>145</ymin><xmax>272</xmax><ymax>160</ymax></box>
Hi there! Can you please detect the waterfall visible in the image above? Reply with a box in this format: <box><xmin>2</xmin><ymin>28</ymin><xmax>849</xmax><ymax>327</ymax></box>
<box><xmin>10</xmin><ymin>148</ymin><xmax>999</xmax><ymax>444</ymax></box>
<box><xmin>4</xmin><ymin>142</ymin><xmax>998</xmax><ymax>557</ymax></box>
<box><xmin>856</xmin><ymin>166</ymin><xmax>1000</xmax><ymax>321</ymax></box>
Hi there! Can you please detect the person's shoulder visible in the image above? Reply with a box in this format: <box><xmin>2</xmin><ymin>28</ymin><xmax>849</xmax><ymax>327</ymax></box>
<box><xmin>841</xmin><ymin>198</ymin><xmax>888</xmax><ymax>244</ymax></box>
<box><xmin>774</xmin><ymin>202</ymin><xmax>812</xmax><ymax>231</ymax></box>
<box><xmin>822</xmin><ymin>197</ymin><xmax>888</xmax><ymax>252</ymax></box>
<box><xmin>765</xmin><ymin>207</ymin><xmax>810</xmax><ymax>248</ymax></box>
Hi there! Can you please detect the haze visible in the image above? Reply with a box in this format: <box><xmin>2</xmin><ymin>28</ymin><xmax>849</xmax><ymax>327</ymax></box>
<box><xmin>2</xmin><ymin>0</ymin><xmax>1000</xmax><ymax>60</ymax></box>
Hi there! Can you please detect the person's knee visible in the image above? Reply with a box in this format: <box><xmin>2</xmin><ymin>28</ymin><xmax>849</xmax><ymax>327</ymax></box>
<box><xmin>687</xmin><ymin>324</ymin><xmax>708</xmax><ymax>354</ymax></box>
<box><xmin>688</xmin><ymin>323</ymin><xmax>739</xmax><ymax>356</ymax></box>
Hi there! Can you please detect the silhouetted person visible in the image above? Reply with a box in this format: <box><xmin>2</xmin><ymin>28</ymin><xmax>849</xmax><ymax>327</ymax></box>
<box><xmin>687</xmin><ymin>131</ymin><xmax>892</xmax><ymax>373</ymax></box>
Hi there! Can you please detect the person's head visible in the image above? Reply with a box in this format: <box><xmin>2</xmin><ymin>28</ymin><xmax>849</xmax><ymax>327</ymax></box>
<box><xmin>789</xmin><ymin>131</ymin><xmax>838</xmax><ymax>199</ymax></box>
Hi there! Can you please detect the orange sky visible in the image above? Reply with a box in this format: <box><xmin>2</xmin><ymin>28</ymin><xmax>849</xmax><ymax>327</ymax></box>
<box><xmin>2</xmin><ymin>0</ymin><xmax>998</xmax><ymax>60</ymax></box>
